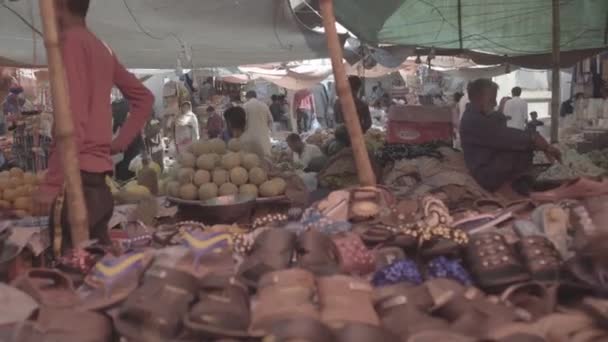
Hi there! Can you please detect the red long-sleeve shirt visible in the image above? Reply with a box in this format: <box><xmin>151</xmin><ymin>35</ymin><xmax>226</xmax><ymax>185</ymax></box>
<box><xmin>41</xmin><ymin>26</ymin><xmax>153</xmax><ymax>196</ymax></box>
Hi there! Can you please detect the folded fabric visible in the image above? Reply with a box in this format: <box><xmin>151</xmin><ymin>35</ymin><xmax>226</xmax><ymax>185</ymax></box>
<box><xmin>299</xmin><ymin>208</ymin><xmax>352</xmax><ymax>235</ymax></box>
<box><xmin>372</xmin><ymin>259</ymin><xmax>423</xmax><ymax>287</ymax></box>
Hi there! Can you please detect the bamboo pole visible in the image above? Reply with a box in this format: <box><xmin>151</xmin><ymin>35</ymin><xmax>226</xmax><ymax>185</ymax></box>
<box><xmin>39</xmin><ymin>0</ymin><xmax>89</xmax><ymax>246</ymax></box>
<box><xmin>319</xmin><ymin>0</ymin><xmax>376</xmax><ymax>186</ymax></box>
<box><xmin>550</xmin><ymin>0</ymin><xmax>560</xmax><ymax>143</ymax></box>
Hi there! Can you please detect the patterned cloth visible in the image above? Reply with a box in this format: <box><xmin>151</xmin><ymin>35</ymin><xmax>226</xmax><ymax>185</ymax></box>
<box><xmin>426</xmin><ymin>256</ymin><xmax>473</xmax><ymax>285</ymax></box>
<box><xmin>372</xmin><ymin>259</ymin><xmax>423</xmax><ymax>287</ymax></box>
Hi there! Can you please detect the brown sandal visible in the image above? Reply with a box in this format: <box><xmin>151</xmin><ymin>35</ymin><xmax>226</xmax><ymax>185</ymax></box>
<box><xmin>12</xmin><ymin>269</ymin><xmax>81</xmax><ymax>309</ymax></box>
<box><xmin>249</xmin><ymin>268</ymin><xmax>319</xmax><ymax>336</ymax></box>
<box><xmin>296</xmin><ymin>229</ymin><xmax>341</xmax><ymax>276</ymax></box>
<box><xmin>374</xmin><ymin>284</ymin><xmax>450</xmax><ymax>340</ymax></box>
<box><xmin>317</xmin><ymin>275</ymin><xmax>379</xmax><ymax>328</ymax></box>
<box><xmin>466</xmin><ymin>232</ymin><xmax>530</xmax><ymax>288</ymax></box>
<box><xmin>237</xmin><ymin>228</ymin><xmax>296</xmax><ymax>287</ymax></box>
<box><xmin>183</xmin><ymin>278</ymin><xmax>251</xmax><ymax>339</ymax></box>
<box><xmin>517</xmin><ymin>235</ymin><xmax>562</xmax><ymax>281</ymax></box>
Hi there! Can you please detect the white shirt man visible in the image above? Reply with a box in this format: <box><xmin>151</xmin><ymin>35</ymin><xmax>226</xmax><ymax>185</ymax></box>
<box><xmin>503</xmin><ymin>87</ymin><xmax>528</xmax><ymax>130</ymax></box>
<box><xmin>242</xmin><ymin>91</ymin><xmax>273</xmax><ymax>157</ymax></box>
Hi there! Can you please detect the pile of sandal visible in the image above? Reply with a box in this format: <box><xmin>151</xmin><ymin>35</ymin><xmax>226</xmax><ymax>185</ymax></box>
<box><xmin>1</xmin><ymin>182</ymin><xmax>608</xmax><ymax>341</ymax></box>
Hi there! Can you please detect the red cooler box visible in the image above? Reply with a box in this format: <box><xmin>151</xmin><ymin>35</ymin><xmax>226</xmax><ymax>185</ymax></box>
<box><xmin>387</xmin><ymin>105</ymin><xmax>453</xmax><ymax>144</ymax></box>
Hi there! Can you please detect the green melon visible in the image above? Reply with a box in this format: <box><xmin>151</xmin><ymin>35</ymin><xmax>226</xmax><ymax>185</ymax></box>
<box><xmin>167</xmin><ymin>181</ymin><xmax>181</xmax><ymax>197</ymax></box>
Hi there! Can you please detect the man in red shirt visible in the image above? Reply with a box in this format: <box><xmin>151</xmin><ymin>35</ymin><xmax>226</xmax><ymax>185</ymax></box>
<box><xmin>293</xmin><ymin>89</ymin><xmax>315</xmax><ymax>133</ymax></box>
<box><xmin>34</xmin><ymin>0</ymin><xmax>154</xmax><ymax>251</ymax></box>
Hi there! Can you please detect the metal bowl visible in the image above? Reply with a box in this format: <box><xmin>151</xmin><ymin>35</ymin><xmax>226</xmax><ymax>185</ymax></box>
<box><xmin>167</xmin><ymin>195</ymin><xmax>256</xmax><ymax>224</ymax></box>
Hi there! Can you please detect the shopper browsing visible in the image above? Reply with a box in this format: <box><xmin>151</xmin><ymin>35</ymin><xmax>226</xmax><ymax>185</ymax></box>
<box><xmin>503</xmin><ymin>87</ymin><xmax>528</xmax><ymax>130</ymax></box>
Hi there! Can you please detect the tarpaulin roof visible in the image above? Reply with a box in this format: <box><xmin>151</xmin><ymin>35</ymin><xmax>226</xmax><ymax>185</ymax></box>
<box><xmin>333</xmin><ymin>0</ymin><xmax>608</xmax><ymax>57</ymax></box>
<box><xmin>0</xmin><ymin>0</ymin><xmax>334</xmax><ymax>68</ymax></box>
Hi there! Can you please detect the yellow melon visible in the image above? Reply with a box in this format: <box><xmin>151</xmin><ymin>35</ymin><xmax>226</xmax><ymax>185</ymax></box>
<box><xmin>248</xmin><ymin>167</ymin><xmax>268</xmax><ymax>186</ymax></box>
<box><xmin>219</xmin><ymin>183</ymin><xmax>238</xmax><ymax>196</ymax></box>
<box><xmin>199</xmin><ymin>183</ymin><xmax>219</xmax><ymax>200</ymax></box>
<box><xmin>190</xmin><ymin>140</ymin><xmax>212</xmax><ymax>156</ymax></box>
<box><xmin>179</xmin><ymin>184</ymin><xmax>199</xmax><ymax>200</ymax></box>
<box><xmin>196</xmin><ymin>154</ymin><xmax>219</xmax><ymax>171</ymax></box>
<box><xmin>3</xmin><ymin>189</ymin><xmax>16</xmax><ymax>202</ymax></box>
<box><xmin>9</xmin><ymin>167</ymin><xmax>24</xmax><ymax>179</ymax></box>
<box><xmin>0</xmin><ymin>200</ymin><xmax>10</xmax><ymax>210</ymax></box>
<box><xmin>14</xmin><ymin>197</ymin><xmax>32</xmax><ymax>211</ymax></box>
<box><xmin>193</xmin><ymin>170</ymin><xmax>211</xmax><ymax>186</ymax></box>
<box><xmin>167</xmin><ymin>181</ymin><xmax>181</xmax><ymax>197</ymax></box>
<box><xmin>242</xmin><ymin>153</ymin><xmax>260</xmax><ymax>170</ymax></box>
<box><xmin>212</xmin><ymin>169</ymin><xmax>229</xmax><ymax>186</ymax></box>
<box><xmin>178</xmin><ymin>152</ymin><xmax>197</xmax><ymax>168</ymax></box>
<box><xmin>209</xmin><ymin>138</ymin><xmax>227</xmax><ymax>154</ymax></box>
<box><xmin>230</xmin><ymin>167</ymin><xmax>249</xmax><ymax>186</ymax></box>
<box><xmin>177</xmin><ymin>168</ymin><xmax>195</xmax><ymax>184</ymax></box>
<box><xmin>221</xmin><ymin>152</ymin><xmax>241</xmax><ymax>169</ymax></box>
<box><xmin>239</xmin><ymin>184</ymin><xmax>258</xmax><ymax>198</ymax></box>
<box><xmin>259</xmin><ymin>178</ymin><xmax>287</xmax><ymax>197</ymax></box>
<box><xmin>227</xmin><ymin>138</ymin><xmax>242</xmax><ymax>152</ymax></box>
<box><xmin>23</xmin><ymin>172</ymin><xmax>37</xmax><ymax>185</ymax></box>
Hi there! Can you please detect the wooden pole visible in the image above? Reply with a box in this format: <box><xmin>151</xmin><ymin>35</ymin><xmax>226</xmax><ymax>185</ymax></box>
<box><xmin>550</xmin><ymin>0</ymin><xmax>561</xmax><ymax>143</ymax></box>
<box><xmin>39</xmin><ymin>0</ymin><xmax>89</xmax><ymax>246</ymax></box>
<box><xmin>319</xmin><ymin>0</ymin><xmax>376</xmax><ymax>186</ymax></box>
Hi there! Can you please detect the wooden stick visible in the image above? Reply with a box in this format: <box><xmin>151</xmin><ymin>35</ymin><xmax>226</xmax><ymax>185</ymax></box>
<box><xmin>39</xmin><ymin>0</ymin><xmax>89</xmax><ymax>245</ymax></box>
<box><xmin>319</xmin><ymin>0</ymin><xmax>376</xmax><ymax>186</ymax></box>
<box><xmin>550</xmin><ymin>0</ymin><xmax>560</xmax><ymax>143</ymax></box>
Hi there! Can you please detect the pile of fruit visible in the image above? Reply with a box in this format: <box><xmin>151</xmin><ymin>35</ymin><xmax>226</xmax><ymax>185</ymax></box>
<box><xmin>165</xmin><ymin>138</ymin><xmax>287</xmax><ymax>201</ymax></box>
<box><xmin>0</xmin><ymin>168</ymin><xmax>44</xmax><ymax>217</ymax></box>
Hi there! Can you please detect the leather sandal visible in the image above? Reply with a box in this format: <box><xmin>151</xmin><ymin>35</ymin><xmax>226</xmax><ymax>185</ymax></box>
<box><xmin>237</xmin><ymin>228</ymin><xmax>296</xmax><ymax>287</ymax></box>
<box><xmin>517</xmin><ymin>235</ymin><xmax>562</xmax><ymax>281</ymax></box>
<box><xmin>317</xmin><ymin>275</ymin><xmax>379</xmax><ymax>328</ymax></box>
<box><xmin>115</xmin><ymin>265</ymin><xmax>199</xmax><ymax>341</ymax></box>
<box><xmin>296</xmin><ymin>229</ymin><xmax>341</xmax><ymax>276</ymax></box>
<box><xmin>466</xmin><ymin>232</ymin><xmax>530</xmax><ymax>288</ymax></box>
<box><xmin>249</xmin><ymin>268</ymin><xmax>319</xmax><ymax>336</ymax></box>
<box><xmin>183</xmin><ymin>278</ymin><xmax>252</xmax><ymax>339</ymax></box>
<box><xmin>374</xmin><ymin>285</ymin><xmax>450</xmax><ymax>340</ymax></box>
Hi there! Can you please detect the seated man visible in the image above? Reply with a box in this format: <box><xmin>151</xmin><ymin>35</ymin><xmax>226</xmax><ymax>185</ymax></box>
<box><xmin>286</xmin><ymin>133</ymin><xmax>325</xmax><ymax>172</ymax></box>
<box><xmin>460</xmin><ymin>78</ymin><xmax>561</xmax><ymax>193</ymax></box>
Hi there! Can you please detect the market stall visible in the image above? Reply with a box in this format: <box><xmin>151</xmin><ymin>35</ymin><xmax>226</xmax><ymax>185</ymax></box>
<box><xmin>2</xmin><ymin>1</ymin><xmax>608</xmax><ymax>341</ymax></box>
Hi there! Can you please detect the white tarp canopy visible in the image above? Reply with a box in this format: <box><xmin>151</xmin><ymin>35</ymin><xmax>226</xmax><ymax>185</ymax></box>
<box><xmin>0</xmin><ymin>0</ymin><xmax>333</xmax><ymax>68</ymax></box>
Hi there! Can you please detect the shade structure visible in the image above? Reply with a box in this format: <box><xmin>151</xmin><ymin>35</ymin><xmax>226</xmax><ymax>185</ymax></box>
<box><xmin>1</xmin><ymin>0</ymin><xmax>335</xmax><ymax>68</ymax></box>
<box><xmin>333</xmin><ymin>0</ymin><xmax>608</xmax><ymax>57</ymax></box>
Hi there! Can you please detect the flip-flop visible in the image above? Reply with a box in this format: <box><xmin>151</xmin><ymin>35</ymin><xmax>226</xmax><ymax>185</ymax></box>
<box><xmin>79</xmin><ymin>250</ymin><xmax>155</xmax><ymax>311</ymax></box>
<box><xmin>12</xmin><ymin>268</ymin><xmax>81</xmax><ymax>309</ymax></box>
<box><xmin>183</xmin><ymin>278</ymin><xmax>252</xmax><ymax>339</ymax></box>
